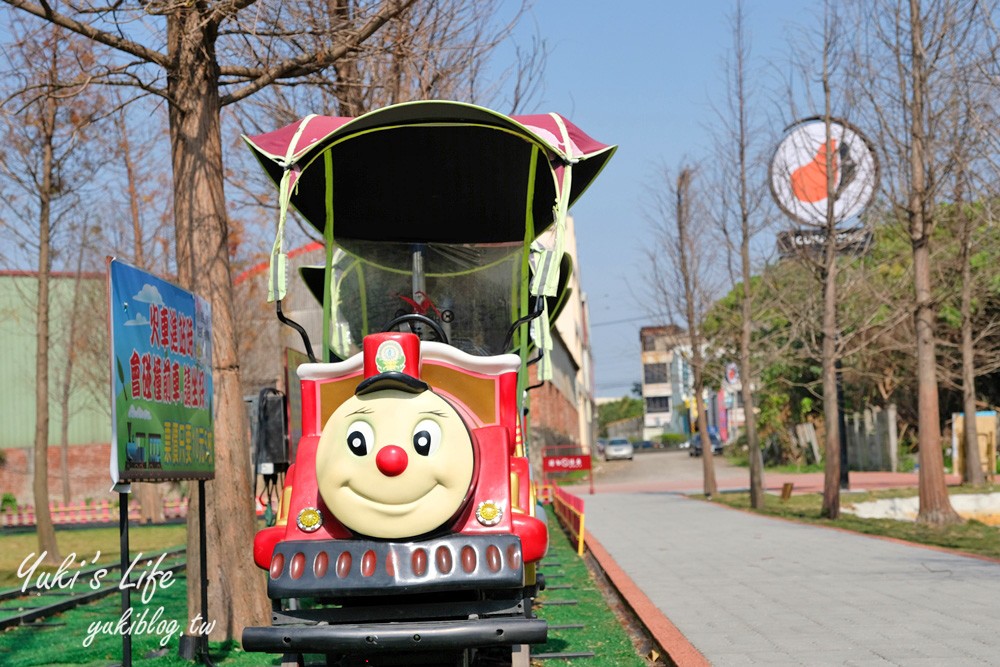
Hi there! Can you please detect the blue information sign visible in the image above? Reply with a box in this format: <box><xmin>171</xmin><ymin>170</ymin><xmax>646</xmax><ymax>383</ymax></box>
<box><xmin>108</xmin><ymin>259</ymin><xmax>215</xmax><ymax>482</ymax></box>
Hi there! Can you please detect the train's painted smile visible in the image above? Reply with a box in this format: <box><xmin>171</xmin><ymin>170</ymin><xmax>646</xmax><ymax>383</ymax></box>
<box><xmin>342</xmin><ymin>481</ymin><xmax>443</xmax><ymax>516</ymax></box>
<box><xmin>316</xmin><ymin>389</ymin><xmax>474</xmax><ymax>539</ymax></box>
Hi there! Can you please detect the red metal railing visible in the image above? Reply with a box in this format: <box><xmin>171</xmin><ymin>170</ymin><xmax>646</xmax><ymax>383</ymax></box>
<box><xmin>551</xmin><ymin>486</ymin><xmax>586</xmax><ymax>556</ymax></box>
<box><xmin>0</xmin><ymin>498</ymin><xmax>189</xmax><ymax>527</ymax></box>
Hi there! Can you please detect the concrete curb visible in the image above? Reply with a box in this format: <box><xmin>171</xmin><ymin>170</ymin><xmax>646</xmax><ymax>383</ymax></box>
<box><xmin>584</xmin><ymin>529</ymin><xmax>709</xmax><ymax>667</ymax></box>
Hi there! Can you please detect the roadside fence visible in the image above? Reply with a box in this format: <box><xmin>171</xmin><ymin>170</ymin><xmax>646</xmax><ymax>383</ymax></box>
<box><xmin>551</xmin><ymin>486</ymin><xmax>586</xmax><ymax>556</ymax></box>
<box><xmin>0</xmin><ymin>498</ymin><xmax>188</xmax><ymax>528</ymax></box>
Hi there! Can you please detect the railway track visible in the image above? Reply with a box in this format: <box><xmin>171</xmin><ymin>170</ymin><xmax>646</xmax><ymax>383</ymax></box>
<box><xmin>0</xmin><ymin>548</ymin><xmax>186</xmax><ymax>631</ymax></box>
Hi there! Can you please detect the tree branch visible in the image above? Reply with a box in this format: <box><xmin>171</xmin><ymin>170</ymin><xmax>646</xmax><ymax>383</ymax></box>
<box><xmin>1</xmin><ymin>0</ymin><xmax>171</xmax><ymax>69</ymax></box>
<box><xmin>209</xmin><ymin>0</ymin><xmax>259</xmax><ymax>25</ymax></box>
<box><xmin>219</xmin><ymin>0</ymin><xmax>417</xmax><ymax>106</ymax></box>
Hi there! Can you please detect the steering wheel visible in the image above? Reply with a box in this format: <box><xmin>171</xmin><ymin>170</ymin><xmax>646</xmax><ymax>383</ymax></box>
<box><xmin>383</xmin><ymin>313</ymin><xmax>449</xmax><ymax>345</ymax></box>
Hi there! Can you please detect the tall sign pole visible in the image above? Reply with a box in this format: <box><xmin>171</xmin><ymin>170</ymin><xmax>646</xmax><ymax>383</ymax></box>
<box><xmin>108</xmin><ymin>258</ymin><xmax>216</xmax><ymax>665</ymax></box>
<box><xmin>769</xmin><ymin>117</ymin><xmax>879</xmax><ymax>490</ymax></box>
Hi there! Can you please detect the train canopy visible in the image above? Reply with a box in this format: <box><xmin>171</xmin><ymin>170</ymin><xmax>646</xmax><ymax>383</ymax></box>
<box><xmin>244</xmin><ymin>100</ymin><xmax>616</xmax><ymax>246</ymax></box>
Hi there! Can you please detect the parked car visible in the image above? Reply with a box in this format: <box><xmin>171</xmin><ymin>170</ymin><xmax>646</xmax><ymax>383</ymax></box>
<box><xmin>688</xmin><ymin>433</ymin><xmax>723</xmax><ymax>457</ymax></box>
<box><xmin>604</xmin><ymin>437</ymin><xmax>634</xmax><ymax>461</ymax></box>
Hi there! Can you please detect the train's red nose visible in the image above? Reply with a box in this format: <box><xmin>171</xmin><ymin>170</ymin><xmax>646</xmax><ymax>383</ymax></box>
<box><xmin>376</xmin><ymin>445</ymin><xmax>408</xmax><ymax>477</ymax></box>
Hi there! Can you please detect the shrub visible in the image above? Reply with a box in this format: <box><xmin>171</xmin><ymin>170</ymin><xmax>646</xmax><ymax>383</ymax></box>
<box><xmin>1</xmin><ymin>492</ymin><xmax>16</xmax><ymax>512</ymax></box>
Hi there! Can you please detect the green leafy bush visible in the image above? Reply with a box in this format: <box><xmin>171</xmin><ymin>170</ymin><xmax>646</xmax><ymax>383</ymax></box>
<box><xmin>1</xmin><ymin>493</ymin><xmax>17</xmax><ymax>512</ymax></box>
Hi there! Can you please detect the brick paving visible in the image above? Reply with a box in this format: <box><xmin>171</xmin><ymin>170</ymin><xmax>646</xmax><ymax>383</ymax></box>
<box><xmin>583</xmin><ymin>490</ymin><xmax>1000</xmax><ymax>666</ymax></box>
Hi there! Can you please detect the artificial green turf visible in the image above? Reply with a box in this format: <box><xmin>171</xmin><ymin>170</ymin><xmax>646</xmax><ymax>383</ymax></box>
<box><xmin>531</xmin><ymin>507</ymin><xmax>645</xmax><ymax>667</ymax></box>
<box><xmin>0</xmin><ymin>524</ymin><xmax>187</xmax><ymax>588</ymax></box>
<box><xmin>0</xmin><ymin>570</ymin><xmax>272</xmax><ymax>667</ymax></box>
<box><xmin>0</xmin><ymin>511</ymin><xmax>645</xmax><ymax>666</ymax></box>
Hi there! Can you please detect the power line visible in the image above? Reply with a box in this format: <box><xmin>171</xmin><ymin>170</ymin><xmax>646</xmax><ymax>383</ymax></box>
<box><xmin>590</xmin><ymin>315</ymin><xmax>654</xmax><ymax>328</ymax></box>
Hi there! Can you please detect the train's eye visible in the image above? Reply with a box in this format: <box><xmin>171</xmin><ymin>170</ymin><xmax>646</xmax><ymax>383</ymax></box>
<box><xmin>412</xmin><ymin>419</ymin><xmax>442</xmax><ymax>457</ymax></box>
<box><xmin>345</xmin><ymin>421</ymin><xmax>374</xmax><ymax>456</ymax></box>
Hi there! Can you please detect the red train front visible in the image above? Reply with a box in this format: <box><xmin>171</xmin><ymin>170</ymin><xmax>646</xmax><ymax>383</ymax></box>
<box><xmin>245</xmin><ymin>332</ymin><xmax>548</xmax><ymax>664</ymax></box>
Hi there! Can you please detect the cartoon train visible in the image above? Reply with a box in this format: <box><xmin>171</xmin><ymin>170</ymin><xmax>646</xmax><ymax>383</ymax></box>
<box><xmin>244</xmin><ymin>331</ymin><xmax>548</xmax><ymax>664</ymax></box>
<box><xmin>240</xmin><ymin>101</ymin><xmax>615</xmax><ymax>665</ymax></box>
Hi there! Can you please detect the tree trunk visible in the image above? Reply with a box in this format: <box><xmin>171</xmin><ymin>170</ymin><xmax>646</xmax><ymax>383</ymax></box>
<box><xmin>913</xmin><ymin>243</ymin><xmax>958</xmax><ymax>522</ymax></box>
<box><xmin>33</xmin><ymin>45</ymin><xmax>60</xmax><ymax>565</ymax></box>
<box><xmin>908</xmin><ymin>0</ymin><xmax>959</xmax><ymax>524</ymax></box>
<box><xmin>693</xmin><ymin>356</ymin><xmax>717</xmax><ymax>498</ymax></box>
<box><xmin>736</xmin><ymin>32</ymin><xmax>764</xmax><ymax>509</ymax></box>
<box><xmin>739</xmin><ymin>288</ymin><xmax>762</xmax><ymax>508</ymax></box>
<box><xmin>167</xmin><ymin>10</ymin><xmax>269</xmax><ymax>641</ymax></box>
<box><xmin>820</xmin><ymin>255</ymin><xmax>840</xmax><ymax>518</ymax></box>
<box><xmin>733</xmin><ymin>1</ymin><xmax>762</xmax><ymax>509</ymax></box>
<box><xmin>58</xmin><ymin>239</ymin><xmax>89</xmax><ymax>505</ymax></box>
<box><xmin>819</xmin><ymin>55</ymin><xmax>840</xmax><ymax>519</ymax></box>
<box><xmin>676</xmin><ymin>169</ymin><xmax>717</xmax><ymax>497</ymax></box>
<box><xmin>958</xmin><ymin>202</ymin><xmax>983</xmax><ymax>485</ymax></box>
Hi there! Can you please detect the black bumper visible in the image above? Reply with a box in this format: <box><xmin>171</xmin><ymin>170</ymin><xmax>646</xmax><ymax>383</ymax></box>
<box><xmin>242</xmin><ymin>617</ymin><xmax>547</xmax><ymax>654</ymax></box>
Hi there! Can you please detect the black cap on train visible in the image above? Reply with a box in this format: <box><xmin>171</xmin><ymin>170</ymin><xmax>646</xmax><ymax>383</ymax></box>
<box><xmin>354</xmin><ymin>332</ymin><xmax>429</xmax><ymax>396</ymax></box>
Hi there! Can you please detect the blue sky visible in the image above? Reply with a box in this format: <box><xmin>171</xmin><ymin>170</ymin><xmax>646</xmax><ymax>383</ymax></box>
<box><xmin>518</xmin><ymin>1</ymin><xmax>807</xmax><ymax>397</ymax></box>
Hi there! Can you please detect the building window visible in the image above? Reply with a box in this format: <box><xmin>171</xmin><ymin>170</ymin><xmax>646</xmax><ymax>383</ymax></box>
<box><xmin>646</xmin><ymin>396</ymin><xmax>670</xmax><ymax>413</ymax></box>
<box><xmin>644</xmin><ymin>363</ymin><xmax>668</xmax><ymax>384</ymax></box>
<box><xmin>642</xmin><ymin>334</ymin><xmax>656</xmax><ymax>351</ymax></box>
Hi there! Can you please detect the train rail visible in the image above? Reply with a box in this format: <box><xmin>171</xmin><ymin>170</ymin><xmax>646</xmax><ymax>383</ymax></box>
<box><xmin>0</xmin><ymin>548</ymin><xmax>185</xmax><ymax>631</ymax></box>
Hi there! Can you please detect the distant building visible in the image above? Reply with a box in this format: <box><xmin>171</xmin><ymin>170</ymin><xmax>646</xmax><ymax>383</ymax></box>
<box><xmin>535</xmin><ymin>215</ymin><xmax>597</xmax><ymax>457</ymax></box>
<box><xmin>639</xmin><ymin>325</ymin><xmax>742</xmax><ymax>441</ymax></box>
<box><xmin>639</xmin><ymin>325</ymin><xmax>687</xmax><ymax>438</ymax></box>
<box><xmin>0</xmin><ymin>272</ymin><xmax>112</xmax><ymax>504</ymax></box>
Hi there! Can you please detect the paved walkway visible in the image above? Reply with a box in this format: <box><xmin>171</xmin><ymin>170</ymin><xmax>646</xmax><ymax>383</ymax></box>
<box><xmin>583</xmin><ymin>491</ymin><xmax>1000</xmax><ymax>666</ymax></box>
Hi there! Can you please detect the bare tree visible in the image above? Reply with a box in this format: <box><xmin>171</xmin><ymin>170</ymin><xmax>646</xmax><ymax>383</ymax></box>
<box><xmin>649</xmin><ymin>165</ymin><xmax>719</xmax><ymax>497</ymax></box>
<box><xmin>56</xmin><ymin>224</ymin><xmax>92</xmax><ymax>505</ymax></box>
<box><xmin>936</xmin><ymin>26</ymin><xmax>1000</xmax><ymax>485</ymax></box>
<box><xmin>0</xmin><ymin>18</ymin><xmax>105</xmax><ymax>563</ymax></box>
<box><xmin>710</xmin><ymin>0</ymin><xmax>770</xmax><ymax>508</ymax></box>
<box><xmin>851</xmin><ymin>0</ymin><xmax>999</xmax><ymax>523</ymax></box>
<box><xmin>902</xmin><ymin>0</ymin><xmax>959</xmax><ymax>522</ymax></box>
<box><xmin>2</xmin><ymin>0</ymin><xmax>545</xmax><ymax>638</ymax></box>
<box><xmin>776</xmin><ymin>3</ymin><xmax>853</xmax><ymax>518</ymax></box>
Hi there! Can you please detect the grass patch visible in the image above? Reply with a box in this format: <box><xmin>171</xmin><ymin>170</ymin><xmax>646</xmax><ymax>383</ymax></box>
<box><xmin>0</xmin><ymin>524</ymin><xmax>187</xmax><ymax>588</ymax></box>
<box><xmin>1</xmin><ymin>514</ymin><xmax>645</xmax><ymax>665</ymax></box>
<box><xmin>547</xmin><ymin>469</ymin><xmax>594</xmax><ymax>485</ymax></box>
<box><xmin>709</xmin><ymin>484</ymin><xmax>1000</xmax><ymax>560</ymax></box>
<box><xmin>532</xmin><ymin>507</ymin><xmax>645</xmax><ymax>666</ymax></box>
<box><xmin>725</xmin><ymin>455</ymin><xmax>825</xmax><ymax>473</ymax></box>
<box><xmin>0</xmin><ymin>571</ymin><xmax>270</xmax><ymax>667</ymax></box>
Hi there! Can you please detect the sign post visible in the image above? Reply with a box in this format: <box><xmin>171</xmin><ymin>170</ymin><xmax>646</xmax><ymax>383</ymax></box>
<box><xmin>542</xmin><ymin>446</ymin><xmax>594</xmax><ymax>495</ymax></box>
<box><xmin>769</xmin><ymin>117</ymin><xmax>879</xmax><ymax>490</ymax></box>
<box><xmin>108</xmin><ymin>258</ymin><xmax>215</xmax><ymax>665</ymax></box>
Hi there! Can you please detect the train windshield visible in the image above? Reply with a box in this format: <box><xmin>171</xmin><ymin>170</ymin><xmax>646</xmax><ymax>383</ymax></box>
<box><xmin>325</xmin><ymin>240</ymin><xmax>525</xmax><ymax>359</ymax></box>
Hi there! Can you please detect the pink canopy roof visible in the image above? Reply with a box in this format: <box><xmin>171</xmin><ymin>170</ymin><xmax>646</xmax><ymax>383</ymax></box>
<box><xmin>244</xmin><ymin>101</ymin><xmax>616</xmax><ymax>244</ymax></box>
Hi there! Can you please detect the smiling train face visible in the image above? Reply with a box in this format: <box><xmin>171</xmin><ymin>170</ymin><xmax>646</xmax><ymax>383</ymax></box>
<box><xmin>315</xmin><ymin>386</ymin><xmax>475</xmax><ymax>539</ymax></box>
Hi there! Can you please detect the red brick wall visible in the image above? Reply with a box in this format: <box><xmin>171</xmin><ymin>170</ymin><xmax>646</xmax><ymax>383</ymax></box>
<box><xmin>527</xmin><ymin>365</ymin><xmax>580</xmax><ymax>447</ymax></box>
<box><xmin>0</xmin><ymin>443</ymin><xmax>114</xmax><ymax>505</ymax></box>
